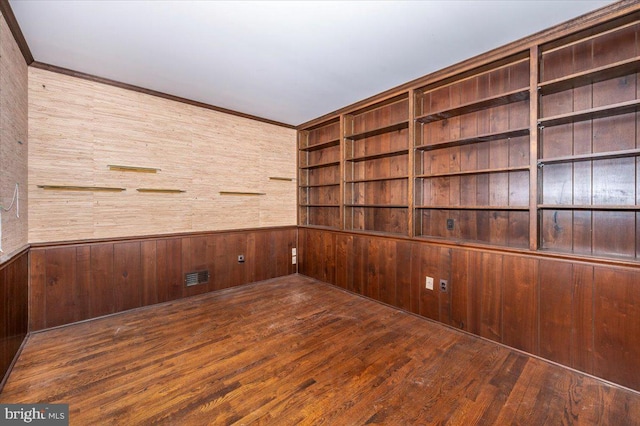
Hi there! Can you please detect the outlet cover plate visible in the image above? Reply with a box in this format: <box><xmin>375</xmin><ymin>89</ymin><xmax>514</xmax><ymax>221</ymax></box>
<box><xmin>426</xmin><ymin>276</ymin><xmax>434</xmax><ymax>290</ymax></box>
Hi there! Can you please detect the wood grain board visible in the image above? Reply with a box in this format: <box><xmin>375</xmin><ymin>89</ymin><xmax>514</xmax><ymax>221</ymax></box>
<box><xmin>0</xmin><ymin>250</ymin><xmax>28</xmax><ymax>389</ymax></box>
<box><xmin>299</xmin><ymin>227</ymin><xmax>640</xmax><ymax>392</ymax></box>
<box><xmin>2</xmin><ymin>275</ymin><xmax>639</xmax><ymax>424</ymax></box>
<box><xmin>29</xmin><ymin>227</ymin><xmax>297</xmax><ymax>331</ymax></box>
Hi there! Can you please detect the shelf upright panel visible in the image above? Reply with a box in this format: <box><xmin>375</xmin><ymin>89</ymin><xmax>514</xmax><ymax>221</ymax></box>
<box><xmin>530</xmin><ymin>45</ymin><xmax>540</xmax><ymax>251</ymax></box>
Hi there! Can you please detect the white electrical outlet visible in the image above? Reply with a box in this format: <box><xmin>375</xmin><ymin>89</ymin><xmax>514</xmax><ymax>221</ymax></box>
<box><xmin>425</xmin><ymin>276</ymin><xmax>434</xmax><ymax>290</ymax></box>
<box><xmin>292</xmin><ymin>247</ymin><xmax>297</xmax><ymax>256</ymax></box>
<box><xmin>292</xmin><ymin>255</ymin><xmax>297</xmax><ymax>265</ymax></box>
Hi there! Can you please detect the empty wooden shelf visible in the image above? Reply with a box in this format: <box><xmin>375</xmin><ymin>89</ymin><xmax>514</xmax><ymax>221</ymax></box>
<box><xmin>413</xmin><ymin>53</ymin><xmax>531</xmax><ymax>247</ymax></box>
<box><xmin>299</xmin><ymin>118</ymin><xmax>342</xmax><ymax>229</ymax></box>
<box><xmin>415</xmin><ymin>88</ymin><xmax>529</xmax><ymax>124</ymax></box>
<box><xmin>415</xmin><ymin>127</ymin><xmax>530</xmax><ymax>151</ymax></box>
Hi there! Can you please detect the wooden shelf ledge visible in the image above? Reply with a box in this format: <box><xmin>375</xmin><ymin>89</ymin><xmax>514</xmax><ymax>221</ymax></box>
<box><xmin>415</xmin><ymin>205</ymin><xmax>529</xmax><ymax>211</ymax></box>
<box><xmin>299</xmin><ymin>183</ymin><xmax>340</xmax><ymax>188</ymax></box>
<box><xmin>345</xmin><ymin>176</ymin><xmax>408</xmax><ymax>183</ymax></box>
<box><xmin>416</xmin><ymin>88</ymin><xmax>529</xmax><ymax>124</ymax></box>
<box><xmin>38</xmin><ymin>185</ymin><xmax>125</xmax><ymax>192</ymax></box>
<box><xmin>538</xmin><ymin>98</ymin><xmax>640</xmax><ymax>128</ymax></box>
<box><xmin>108</xmin><ymin>165</ymin><xmax>160</xmax><ymax>173</ymax></box>
<box><xmin>299</xmin><ymin>138</ymin><xmax>340</xmax><ymax>152</ymax></box>
<box><xmin>137</xmin><ymin>188</ymin><xmax>186</xmax><ymax>193</ymax></box>
<box><xmin>299</xmin><ymin>160</ymin><xmax>340</xmax><ymax>170</ymax></box>
<box><xmin>538</xmin><ymin>148</ymin><xmax>640</xmax><ymax>165</ymax></box>
<box><xmin>538</xmin><ymin>204</ymin><xmax>640</xmax><ymax>211</ymax></box>
<box><xmin>346</xmin><ymin>148</ymin><xmax>409</xmax><ymax>162</ymax></box>
<box><xmin>345</xmin><ymin>121</ymin><xmax>409</xmax><ymax>141</ymax></box>
<box><xmin>539</xmin><ymin>56</ymin><xmax>640</xmax><ymax>96</ymax></box>
<box><xmin>345</xmin><ymin>204</ymin><xmax>408</xmax><ymax>208</ymax></box>
<box><xmin>416</xmin><ymin>165</ymin><xmax>529</xmax><ymax>178</ymax></box>
<box><xmin>219</xmin><ymin>191</ymin><xmax>266</xmax><ymax>196</ymax></box>
<box><xmin>269</xmin><ymin>177</ymin><xmax>295</xmax><ymax>182</ymax></box>
<box><xmin>415</xmin><ymin>127</ymin><xmax>529</xmax><ymax>151</ymax></box>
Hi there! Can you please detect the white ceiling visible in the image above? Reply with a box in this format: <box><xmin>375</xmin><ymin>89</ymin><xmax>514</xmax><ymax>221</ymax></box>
<box><xmin>10</xmin><ymin>0</ymin><xmax>614</xmax><ymax>126</ymax></box>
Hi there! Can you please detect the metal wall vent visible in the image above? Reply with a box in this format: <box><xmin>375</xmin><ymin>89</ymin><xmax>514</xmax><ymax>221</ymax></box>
<box><xmin>185</xmin><ymin>270</ymin><xmax>209</xmax><ymax>287</ymax></box>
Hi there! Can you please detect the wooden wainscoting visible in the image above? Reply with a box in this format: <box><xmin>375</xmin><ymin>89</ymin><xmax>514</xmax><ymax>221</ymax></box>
<box><xmin>2</xmin><ymin>275</ymin><xmax>638</xmax><ymax>424</ymax></box>
<box><xmin>29</xmin><ymin>227</ymin><xmax>297</xmax><ymax>331</ymax></box>
<box><xmin>0</xmin><ymin>248</ymin><xmax>29</xmax><ymax>388</ymax></box>
<box><xmin>298</xmin><ymin>227</ymin><xmax>640</xmax><ymax>392</ymax></box>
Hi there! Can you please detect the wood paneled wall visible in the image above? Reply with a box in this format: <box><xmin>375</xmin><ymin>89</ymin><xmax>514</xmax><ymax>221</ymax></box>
<box><xmin>299</xmin><ymin>227</ymin><xmax>640</xmax><ymax>392</ymax></box>
<box><xmin>0</xmin><ymin>14</ymin><xmax>28</xmax><ymax>255</ymax></box>
<box><xmin>30</xmin><ymin>227</ymin><xmax>297</xmax><ymax>331</ymax></box>
<box><xmin>27</xmin><ymin>68</ymin><xmax>297</xmax><ymax>243</ymax></box>
<box><xmin>0</xmin><ymin>249</ymin><xmax>28</xmax><ymax>387</ymax></box>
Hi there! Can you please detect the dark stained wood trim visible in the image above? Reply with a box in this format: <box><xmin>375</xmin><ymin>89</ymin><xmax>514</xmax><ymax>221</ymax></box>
<box><xmin>0</xmin><ymin>246</ymin><xmax>29</xmax><ymax>273</ymax></box>
<box><xmin>30</xmin><ymin>61</ymin><xmax>295</xmax><ymax>129</ymax></box>
<box><xmin>0</xmin><ymin>249</ymin><xmax>29</xmax><ymax>393</ymax></box>
<box><xmin>29</xmin><ymin>226</ymin><xmax>297</xmax><ymax>249</ymax></box>
<box><xmin>297</xmin><ymin>0</ymin><xmax>640</xmax><ymax>129</ymax></box>
<box><xmin>0</xmin><ymin>0</ymin><xmax>34</xmax><ymax>65</ymax></box>
<box><xmin>0</xmin><ymin>244</ymin><xmax>29</xmax><ymax>267</ymax></box>
<box><xmin>298</xmin><ymin>226</ymin><xmax>640</xmax><ymax>270</ymax></box>
<box><xmin>0</xmin><ymin>331</ymin><xmax>29</xmax><ymax>393</ymax></box>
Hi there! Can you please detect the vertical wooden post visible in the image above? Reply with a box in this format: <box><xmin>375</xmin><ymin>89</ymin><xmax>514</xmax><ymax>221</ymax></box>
<box><xmin>296</xmin><ymin>131</ymin><xmax>303</xmax><ymax>226</ymax></box>
<box><xmin>529</xmin><ymin>45</ymin><xmax>539</xmax><ymax>251</ymax></box>
<box><xmin>408</xmin><ymin>89</ymin><xmax>416</xmax><ymax>238</ymax></box>
<box><xmin>339</xmin><ymin>114</ymin><xmax>346</xmax><ymax>230</ymax></box>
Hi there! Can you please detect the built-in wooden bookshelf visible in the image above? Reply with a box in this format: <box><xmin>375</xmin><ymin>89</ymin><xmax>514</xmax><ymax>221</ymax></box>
<box><xmin>296</xmin><ymin>8</ymin><xmax>640</xmax><ymax>262</ymax></box>
<box><xmin>343</xmin><ymin>94</ymin><xmax>410</xmax><ymax>235</ymax></box>
<box><xmin>413</xmin><ymin>54</ymin><xmax>531</xmax><ymax>248</ymax></box>
<box><xmin>298</xmin><ymin>118</ymin><xmax>342</xmax><ymax>229</ymax></box>
<box><xmin>295</xmin><ymin>4</ymin><xmax>640</xmax><ymax>396</ymax></box>
<box><xmin>538</xmin><ymin>16</ymin><xmax>640</xmax><ymax>260</ymax></box>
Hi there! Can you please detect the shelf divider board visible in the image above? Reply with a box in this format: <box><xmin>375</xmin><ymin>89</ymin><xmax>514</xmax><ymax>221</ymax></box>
<box><xmin>345</xmin><ymin>148</ymin><xmax>409</xmax><ymax>162</ymax></box>
<box><xmin>538</xmin><ymin>55</ymin><xmax>640</xmax><ymax>96</ymax></box>
<box><xmin>538</xmin><ymin>204</ymin><xmax>640</xmax><ymax>211</ymax></box>
<box><xmin>416</xmin><ymin>165</ymin><xmax>529</xmax><ymax>178</ymax></box>
<box><xmin>530</xmin><ymin>45</ymin><xmax>539</xmax><ymax>251</ymax></box>
<box><xmin>344</xmin><ymin>121</ymin><xmax>409</xmax><ymax>140</ymax></box>
<box><xmin>415</xmin><ymin>205</ymin><xmax>529</xmax><ymax>211</ymax></box>
<box><xmin>300</xmin><ymin>204</ymin><xmax>341</xmax><ymax>208</ymax></box>
<box><xmin>539</xmin><ymin>148</ymin><xmax>640</xmax><ymax>165</ymax></box>
<box><xmin>299</xmin><ymin>138</ymin><xmax>340</xmax><ymax>152</ymax></box>
<box><xmin>415</xmin><ymin>127</ymin><xmax>529</xmax><ymax>151</ymax></box>
<box><xmin>297</xmin><ymin>132</ymin><xmax>301</xmax><ymax>225</ymax></box>
<box><xmin>415</xmin><ymin>88</ymin><xmax>529</xmax><ymax>124</ymax></box>
<box><xmin>538</xmin><ymin>98</ymin><xmax>640</xmax><ymax>128</ymax></box>
<box><xmin>345</xmin><ymin>176</ymin><xmax>409</xmax><ymax>183</ymax></box>
<box><xmin>345</xmin><ymin>204</ymin><xmax>409</xmax><ymax>208</ymax></box>
<box><xmin>299</xmin><ymin>183</ymin><xmax>341</xmax><ymax>188</ymax></box>
<box><xmin>408</xmin><ymin>88</ymin><xmax>416</xmax><ymax>238</ymax></box>
<box><xmin>299</xmin><ymin>160</ymin><xmax>340</xmax><ymax>170</ymax></box>
<box><xmin>339</xmin><ymin>114</ymin><xmax>345</xmax><ymax>231</ymax></box>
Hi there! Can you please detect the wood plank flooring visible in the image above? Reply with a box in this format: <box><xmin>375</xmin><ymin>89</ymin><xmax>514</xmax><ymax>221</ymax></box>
<box><xmin>1</xmin><ymin>275</ymin><xmax>639</xmax><ymax>425</ymax></box>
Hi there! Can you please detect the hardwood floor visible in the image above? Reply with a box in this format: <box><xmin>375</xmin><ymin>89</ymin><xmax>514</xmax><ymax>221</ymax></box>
<box><xmin>1</xmin><ymin>275</ymin><xmax>638</xmax><ymax>425</ymax></box>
